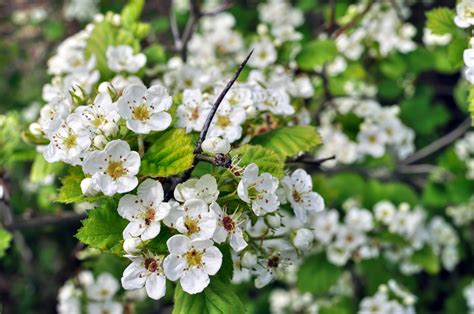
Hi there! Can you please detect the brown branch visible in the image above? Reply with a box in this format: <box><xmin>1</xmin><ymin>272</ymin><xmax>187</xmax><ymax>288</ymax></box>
<box><xmin>327</xmin><ymin>0</ymin><xmax>337</xmax><ymax>33</ymax></box>
<box><xmin>402</xmin><ymin>117</ymin><xmax>471</xmax><ymax>165</ymax></box>
<box><xmin>332</xmin><ymin>0</ymin><xmax>375</xmax><ymax>38</ymax></box>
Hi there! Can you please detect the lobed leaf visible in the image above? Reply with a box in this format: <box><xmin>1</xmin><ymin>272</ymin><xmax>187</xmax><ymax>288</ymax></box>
<box><xmin>230</xmin><ymin>144</ymin><xmax>285</xmax><ymax>178</ymax></box>
<box><xmin>426</xmin><ymin>8</ymin><xmax>456</xmax><ymax>35</ymax></box>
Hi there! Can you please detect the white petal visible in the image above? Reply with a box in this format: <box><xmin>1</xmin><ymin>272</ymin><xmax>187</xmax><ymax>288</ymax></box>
<box><xmin>163</xmin><ymin>254</ymin><xmax>186</xmax><ymax>281</ymax></box>
<box><xmin>121</xmin><ymin>263</ymin><xmax>146</xmax><ymax>290</ymax></box>
<box><xmin>201</xmin><ymin>246</ymin><xmax>222</xmax><ymax>275</ymax></box>
<box><xmin>230</xmin><ymin>230</ymin><xmax>248</xmax><ymax>252</ymax></box>
<box><xmin>138</xmin><ymin>179</ymin><xmax>164</xmax><ymax>204</ymax></box>
<box><xmin>145</xmin><ymin>273</ymin><xmax>166</xmax><ymax>300</ymax></box>
<box><xmin>147</xmin><ymin>112</ymin><xmax>172</xmax><ymax>131</ymax></box>
<box><xmin>166</xmin><ymin>234</ymin><xmax>190</xmax><ymax>255</ymax></box>
<box><xmin>116</xmin><ymin>176</ymin><xmax>138</xmax><ymax>194</ymax></box>
<box><xmin>117</xmin><ymin>194</ymin><xmax>142</xmax><ymax>220</ymax></box>
<box><xmin>123</xmin><ymin>220</ymin><xmax>146</xmax><ymax>238</ymax></box>
<box><xmin>141</xmin><ymin>222</ymin><xmax>161</xmax><ymax>241</ymax></box>
<box><xmin>180</xmin><ymin>268</ymin><xmax>210</xmax><ymax>294</ymax></box>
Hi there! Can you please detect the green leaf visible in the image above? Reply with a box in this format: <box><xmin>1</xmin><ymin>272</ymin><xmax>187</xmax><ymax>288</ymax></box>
<box><xmin>76</xmin><ymin>199</ymin><xmax>128</xmax><ymax>255</ymax></box>
<box><xmin>121</xmin><ymin>0</ymin><xmax>145</xmax><ymax>28</ymax></box>
<box><xmin>0</xmin><ymin>228</ymin><xmax>12</xmax><ymax>258</ymax></box>
<box><xmin>30</xmin><ymin>154</ymin><xmax>63</xmax><ymax>183</ymax></box>
<box><xmin>140</xmin><ymin>128</ymin><xmax>194</xmax><ymax>177</ymax></box>
<box><xmin>469</xmin><ymin>85</ymin><xmax>474</xmax><ymax>121</ymax></box>
<box><xmin>297</xmin><ymin>252</ymin><xmax>343</xmax><ymax>294</ymax></box>
<box><xmin>144</xmin><ymin>44</ymin><xmax>166</xmax><ymax>64</ymax></box>
<box><xmin>57</xmin><ymin>167</ymin><xmax>104</xmax><ymax>204</ymax></box>
<box><xmin>230</xmin><ymin>144</ymin><xmax>285</xmax><ymax>178</ymax></box>
<box><xmin>296</xmin><ymin>39</ymin><xmax>338</xmax><ymax>71</ymax></box>
<box><xmin>173</xmin><ymin>278</ymin><xmax>245</xmax><ymax>314</ymax></box>
<box><xmin>250</xmin><ymin>126</ymin><xmax>321</xmax><ymax>158</ymax></box>
<box><xmin>410</xmin><ymin>245</ymin><xmax>440</xmax><ymax>274</ymax></box>
<box><xmin>426</xmin><ymin>8</ymin><xmax>456</xmax><ymax>35</ymax></box>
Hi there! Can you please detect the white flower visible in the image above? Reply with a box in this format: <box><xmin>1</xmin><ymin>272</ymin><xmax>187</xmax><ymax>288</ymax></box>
<box><xmin>43</xmin><ymin>113</ymin><xmax>91</xmax><ymax>165</ymax></box>
<box><xmin>39</xmin><ymin>96</ymin><xmax>71</xmax><ymax>136</ymax></box>
<box><xmin>237</xmin><ymin>163</ymin><xmax>280</xmax><ymax>216</ymax></box>
<box><xmin>312</xmin><ymin>210</ymin><xmax>339</xmax><ymax>244</ymax></box>
<box><xmin>163</xmin><ymin>235</ymin><xmax>222</xmax><ymax>294</ymax></box>
<box><xmin>280</xmin><ymin>169</ymin><xmax>324</xmax><ymax>223</ymax></box>
<box><xmin>292</xmin><ymin>228</ymin><xmax>314</xmax><ymax>250</ymax></box>
<box><xmin>174</xmin><ymin>174</ymin><xmax>219</xmax><ymax>204</ymax></box>
<box><xmin>253</xmin><ymin>246</ymin><xmax>295</xmax><ymax>288</ymax></box>
<box><xmin>176</xmin><ymin>89</ymin><xmax>212</xmax><ymax>133</ymax></box>
<box><xmin>106</xmin><ymin>45</ymin><xmax>146</xmax><ymax>73</ymax></box>
<box><xmin>202</xmin><ymin>136</ymin><xmax>231</xmax><ymax>155</ymax></box>
<box><xmin>345</xmin><ymin>208</ymin><xmax>373</xmax><ymax>232</ymax></box>
<box><xmin>358</xmin><ymin>291</ymin><xmax>390</xmax><ymax>314</ymax></box>
<box><xmin>83</xmin><ymin>140</ymin><xmax>140</xmax><ymax>196</ymax></box>
<box><xmin>118</xmin><ymin>179</ymin><xmax>171</xmax><ymax>240</ymax></box>
<box><xmin>374</xmin><ymin>201</ymin><xmax>396</xmax><ymax>224</ymax></box>
<box><xmin>455</xmin><ymin>0</ymin><xmax>474</xmax><ymax>28</ymax></box>
<box><xmin>357</xmin><ymin>124</ymin><xmax>388</xmax><ymax>158</ymax></box>
<box><xmin>86</xmin><ymin>273</ymin><xmax>119</xmax><ymax>301</ymax></box>
<box><xmin>76</xmin><ymin>91</ymin><xmax>120</xmax><ymax>136</ymax></box>
<box><xmin>123</xmin><ymin>237</ymin><xmax>143</xmax><ymax>254</ymax></box>
<box><xmin>334</xmin><ymin>226</ymin><xmax>366</xmax><ymax>251</ymax></box>
<box><xmin>121</xmin><ymin>254</ymin><xmax>167</xmax><ymax>300</ymax></box>
<box><xmin>117</xmin><ymin>84</ymin><xmax>172</xmax><ymax>134</ymax></box>
<box><xmin>423</xmin><ymin>28</ymin><xmax>451</xmax><ymax>47</ymax></box>
<box><xmin>222</xmin><ymin>85</ymin><xmax>254</xmax><ymax>108</ymax></box>
<box><xmin>254</xmin><ymin>88</ymin><xmax>294</xmax><ymax>116</ymax></box>
<box><xmin>248</xmin><ymin>39</ymin><xmax>277</xmax><ymax>69</ymax></box>
<box><xmin>175</xmin><ymin>199</ymin><xmax>217</xmax><ymax>240</ymax></box>
<box><xmin>326</xmin><ymin>243</ymin><xmax>351</xmax><ymax>266</ymax></box>
<box><xmin>88</xmin><ymin>301</ymin><xmax>123</xmax><ymax>314</ymax></box>
<box><xmin>211</xmin><ymin>202</ymin><xmax>247</xmax><ymax>252</ymax></box>
<box><xmin>207</xmin><ymin>100</ymin><xmax>246</xmax><ymax>143</ymax></box>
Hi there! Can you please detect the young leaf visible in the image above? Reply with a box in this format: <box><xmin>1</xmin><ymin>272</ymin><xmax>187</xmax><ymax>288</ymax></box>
<box><xmin>173</xmin><ymin>278</ymin><xmax>245</xmax><ymax>314</ymax></box>
<box><xmin>57</xmin><ymin>167</ymin><xmax>104</xmax><ymax>204</ymax></box>
<box><xmin>230</xmin><ymin>144</ymin><xmax>285</xmax><ymax>178</ymax></box>
<box><xmin>140</xmin><ymin>128</ymin><xmax>194</xmax><ymax>177</ymax></box>
<box><xmin>410</xmin><ymin>245</ymin><xmax>440</xmax><ymax>274</ymax></box>
<box><xmin>297</xmin><ymin>252</ymin><xmax>343</xmax><ymax>294</ymax></box>
<box><xmin>76</xmin><ymin>199</ymin><xmax>127</xmax><ymax>255</ymax></box>
<box><xmin>0</xmin><ymin>228</ymin><xmax>12</xmax><ymax>258</ymax></box>
<box><xmin>250</xmin><ymin>126</ymin><xmax>321</xmax><ymax>158</ymax></box>
<box><xmin>426</xmin><ymin>8</ymin><xmax>456</xmax><ymax>35</ymax></box>
<box><xmin>121</xmin><ymin>0</ymin><xmax>145</xmax><ymax>28</ymax></box>
<box><xmin>296</xmin><ymin>39</ymin><xmax>338</xmax><ymax>71</ymax></box>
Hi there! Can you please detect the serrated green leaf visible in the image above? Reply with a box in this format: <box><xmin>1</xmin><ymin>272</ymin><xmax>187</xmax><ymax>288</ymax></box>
<box><xmin>250</xmin><ymin>126</ymin><xmax>321</xmax><ymax>158</ymax></box>
<box><xmin>57</xmin><ymin>167</ymin><xmax>104</xmax><ymax>204</ymax></box>
<box><xmin>173</xmin><ymin>278</ymin><xmax>245</xmax><ymax>314</ymax></box>
<box><xmin>140</xmin><ymin>128</ymin><xmax>194</xmax><ymax>177</ymax></box>
<box><xmin>410</xmin><ymin>245</ymin><xmax>440</xmax><ymax>274</ymax></box>
<box><xmin>297</xmin><ymin>252</ymin><xmax>343</xmax><ymax>294</ymax></box>
<box><xmin>426</xmin><ymin>8</ymin><xmax>456</xmax><ymax>35</ymax></box>
<box><xmin>76</xmin><ymin>199</ymin><xmax>127</xmax><ymax>255</ymax></box>
<box><xmin>0</xmin><ymin>228</ymin><xmax>12</xmax><ymax>258</ymax></box>
<box><xmin>296</xmin><ymin>39</ymin><xmax>338</xmax><ymax>71</ymax></box>
<box><xmin>230</xmin><ymin>144</ymin><xmax>285</xmax><ymax>178</ymax></box>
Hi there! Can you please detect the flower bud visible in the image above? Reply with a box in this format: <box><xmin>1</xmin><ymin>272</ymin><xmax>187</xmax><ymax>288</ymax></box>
<box><xmin>246</xmin><ymin>105</ymin><xmax>257</xmax><ymax>118</ymax></box>
<box><xmin>80</xmin><ymin>178</ymin><xmax>99</xmax><ymax>196</ymax></box>
<box><xmin>293</xmin><ymin>228</ymin><xmax>314</xmax><ymax>250</ymax></box>
<box><xmin>202</xmin><ymin>136</ymin><xmax>231</xmax><ymax>155</ymax></box>
<box><xmin>241</xmin><ymin>251</ymin><xmax>257</xmax><ymax>268</ymax></box>
<box><xmin>29</xmin><ymin>122</ymin><xmax>43</xmax><ymax>136</ymax></box>
<box><xmin>93</xmin><ymin>135</ymin><xmax>108</xmax><ymax>149</ymax></box>
<box><xmin>102</xmin><ymin>122</ymin><xmax>118</xmax><ymax>137</ymax></box>
<box><xmin>266</xmin><ymin>214</ymin><xmax>281</xmax><ymax>228</ymax></box>
<box><xmin>123</xmin><ymin>237</ymin><xmax>142</xmax><ymax>254</ymax></box>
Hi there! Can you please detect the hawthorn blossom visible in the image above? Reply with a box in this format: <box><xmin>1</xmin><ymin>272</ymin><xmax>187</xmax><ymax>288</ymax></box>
<box><xmin>252</xmin><ymin>241</ymin><xmax>295</xmax><ymax>288</ymax></box>
<box><xmin>39</xmin><ymin>96</ymin><xmax>71</xmax><ymax>136</ymax></box>
<box><xmin>237</xmin><ymin>163</ymin><xmax>280</xmax><ymax>216</ymax></box>
<box><xmin>248</xmin><ymin>39</ymin><xmax>277</xmax><ymax>69</ymax></box>
<box><xmin>163</xmin><ymin>235</ymin><xmax>222</xmax><ymax>294</ymax></box>
<box><xmin>106</xmin><ymin>45</ymin><xmax>146</xmax><ymax>73</ymax></box>
<box><xmin>117</xmin><ymin>84</ymin><xmax>172</xmax><ymax>134</ymax></box>
<box><xmin>76</xmin><ymin>91</ymin><xmax>120</xmax><ymax>136</ymax></box>
<box><xmin>279</xmin><ymin>169</ymin><xmax>325</xmax><ymax>223</ymax></box>
<box><xmin>118</xmin><ymin>179</ymin><xmax>171</xmax><ymax>240</ymax></box>
<box><xmin>175</xmin><ymin>199</ymin><xmax>217</xmax><ymax>240</ymax></box>
<box><xmin>121</xmin><ymin>254</ymin><xmax>167</xmax><ymax>300</ymax></box>
<box><xmin>86</xmin><ymin>273</ymin><xmax>119</xmax><ymax>301</ymax></box>
<box><xmin>82</xmin><ymin>140</ymin><xmax>140</xmax><ymax>196</ymax></box>
<box><xmin>357</xmin><ymin>124</ymin><xmax>388</xmax><ymax>158</ymax></box>
<box><xmin>211</xmin><ymin>202</ymin><xmax>247</xmax><ymax>252</ymax></box>
<box><xmin>88</xmin><ymin>301</ymin><xmax>123</xmax><ymax>314</ymax></box>
<box><xmin>176</xmin><ymin>89</ymin><xmax>212</xmax><ymax>132</ymax></box>
<box><xmin>254</xmin><ymin>88</ymin><xmax>294</xmax><ymax>116</ymax></box>
<box><xmin>43</xmin><ymin>113</ymin><xmax>91</xmax><ymax>165</ymax></box>
<box><xmin>174</xmin><ymin>174</ymin><xmax>219</xmax><ymax>204</ymax></box>
<box><xmin>207</xmin><ymin>101</ymin><xmax>246</xmax><ymax>143</ymax></box>
<box><xmin>454</xmin><ymin>0</ymin><xmax>474</xmax><ymax>28</ymax></box>
<box><xmin>202</xmin><ymin>136</ymin><xmax>231</xmax><ymax>155</ymax></box>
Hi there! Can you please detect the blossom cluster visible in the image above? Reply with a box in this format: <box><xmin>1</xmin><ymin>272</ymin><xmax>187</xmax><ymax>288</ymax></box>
<box><xmin>455</xmin><ymin>131</ymin><xmax>474</xmax><ymax>179</ymax></box>
<box><xmin>358</xmin><ymin>280</ymin><xmax>416</xmax><ymax>314</ymax></box>
<box><xmin>313</xmin><ymin>200</ymin><xmax>459</xmax><ymax>273</ymax></box>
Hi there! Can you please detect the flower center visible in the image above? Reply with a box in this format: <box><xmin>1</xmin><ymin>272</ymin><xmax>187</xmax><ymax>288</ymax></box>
<box><xmin>132</xmin><ymin>104</ymin><xmax>151</xmax><ymax>122</ymax></box>
<box><xmin>107</xmin><ymin>161</ymin><xmax>126</xmax><ymax>180</ymax></box>
<box><xmin>144</xmin><ymin>257</ymin><xmax>160</xmax><ymax>273</ymax></box>
<box><xmin>267</xmin><ymin>256</ymin><xmax>280</xmax><ymax>268</ymax></box>
<box><xmin>216</xmin><ymin>115</ymin><xmax>231</xmax><ymax>128</ymax></box>
<box><xmin>144</xmin><ymin>207</ymin><xmax>155</xmax><ymax>225</ymax></box>
<box><xmin>63</xmin><ymin>132</ymin><xmax>77</xmax><ymax>149</ymax></box>
<box><xmin>368</xmin><ymin>135</ymin><xmax>377</xmax><ymax>144</ymax></box>
<box><xmin>184</xmin><ymin>217</ymin><xmax>200</xmax><ymax>234</ymax></box>
<box><xmin>185</xmin><ymin>249</ymin><xmax>203</xmax><ymax>267</ymax></box>
<box><xmin>92</xmin><ymin>115</ymin><xmax>105</xmax><ymax>128</ymax></box>
<box><xmin>292</xmin><ymin>190</ymin><xmax>302</xmax><ymax>202</ymax></box>
<box><xmin>99</xmin><ymin>288</ymin><xmax>109</xmax><ymax>297</ymax></box>
<box><xmin>191</xmin><ymin>107</ymin><xmax>200</xmax><ymax>120</ymax></box>
<box><xmin>222</xmin><ymin>216</ymin><xmax>235</xmax><ymax>232</ymax></box>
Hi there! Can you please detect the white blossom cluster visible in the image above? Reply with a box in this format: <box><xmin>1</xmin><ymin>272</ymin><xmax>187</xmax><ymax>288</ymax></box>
<box><xmin>358</xmin><ymin>280</ymin><xmax>416</xmax><ymax>314</ymax></box>
<box><xmin>447</xmin><ymin>197</ymin><xmax>474</xmax><ymax>227</ymax></box>
<box><xmin>335</xmin><ymin>2</ymin><xmax>416</xmax><ymax>60</ymax></box>
<box><xmin>269</xmin><ymin>288</ymin><xmax>319</xmax><ymax>314</ymax></box>
<box><xmin>456</xmin><ymin>0</ymin><xmax>474</xmax><ymax>83</ymax></box>
<box><xmin>312</xmin><ymin>200</ymin><xmax>459</xmax><ymax>274</ymax></box>
<box><xmin>455</xmin><ymin>132</ymin><xmax>474</xmax><ymax>179</ymax></box>
<box><xmin>465</xmin><ymin>280</ymin><xmax>474</xmax><ymax>314</ymax></box>
<box><xmin>317</xmin><ymin>97</ymin><xmax>415</xmax><ymax>167</ymax></box>
<box><xmin>57</xmin><ymin>271</ymin><xmax>136</xmax><ymax>314</ymax></box>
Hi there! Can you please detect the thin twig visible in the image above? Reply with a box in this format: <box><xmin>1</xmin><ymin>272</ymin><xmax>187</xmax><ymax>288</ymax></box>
<box><xmin>402</xmin><ymin>117</ymin><xmax>471</xmax><ymax>165</ymax></box>
<box><xmin>169</xmin><ymin>7</ymin><xmax>182</xmax><ymax>50</ymax></box>
<box><xmin>332</xmin><ymin>0</ymin><xmax>375</xmax><ymax>38</ymax></box>
<box><xmin>194</xmin><ymin>49</ymin><xmax>254</xmax><ymax>154</ymax></box>
<box><xmin>180</xmin><ymin>0</ymin><xmax>201</xmax><ymax>62</ymax></box>
<box><xmin>327</xmin><ymin>0</ymin><xmax>337</xmax><ymax>33</ymax></box>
